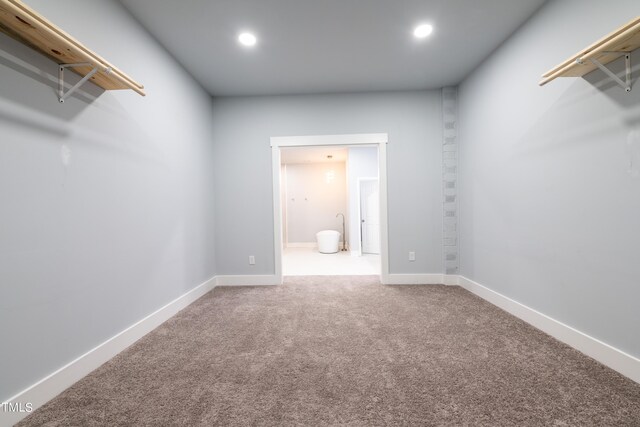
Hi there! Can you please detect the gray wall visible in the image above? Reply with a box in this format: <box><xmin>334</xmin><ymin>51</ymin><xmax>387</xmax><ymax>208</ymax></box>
<box><xmin>212</xmin><ymin>91</ymin><xmax>443</xmax><ymax>275</ymax></box>
<box><xmin>458</xmin><ymin>0</ymin><xmax>640</xmax><ymax>358</ymax></box>
<box><xmin>0</xmin><ymin>0</ymin><xmax>216</xmax><ymax>401</ymax></box>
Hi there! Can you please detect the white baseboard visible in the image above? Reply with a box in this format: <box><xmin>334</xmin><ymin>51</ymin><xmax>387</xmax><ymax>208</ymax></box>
<box><xmin>385</xmin><ymin>274</ymin><xmax>445</xmax><ymax>285</ymax></box>
<box><xmin>7</xmin><ymin>272</ymin><xmax>636</xmax><ymax>427</ymax></box>
<box><xmin>442</xmin><ymin>274</ymin><xmax>459</xmax><ymax>286</ymax></box>
<box><xmin>286</xmin><ymin>242</ymin><xmax>317</xmax><ymax>248</ymax></box>
<box><xmin>1</xmin><ymin>275</ymin><xmax>217</xmax><ymax>427</ymax></box>
<box><xmin>456</xmin><ymin>275</ymin><xmax>640</xmax><ymax>384</ymax></box>
<box><xmin>216</xmin><ymin>275</ymin><xmax>280</xmax><ymax>286</ymax></box>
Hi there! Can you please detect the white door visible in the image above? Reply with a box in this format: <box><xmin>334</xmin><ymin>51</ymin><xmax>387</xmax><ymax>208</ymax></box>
<box><xmin>360</xmin><ymin>179</ymin><xmax>380</xmax><ymax>254</ymax></box>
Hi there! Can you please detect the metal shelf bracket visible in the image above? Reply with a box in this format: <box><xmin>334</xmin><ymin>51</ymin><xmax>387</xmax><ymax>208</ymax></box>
<box><xmin>577</xmin><ymin>52</ymin><xmax>632</xmax><ymax>92</ymax></box>
<box><xmin>58</xmin><ymin>63</ymin><xmax>111</xmax><ymax>103</ymax></box>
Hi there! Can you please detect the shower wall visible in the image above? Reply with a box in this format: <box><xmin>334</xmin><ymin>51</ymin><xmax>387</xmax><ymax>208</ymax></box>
<box><xmin>284</xmin><ymin>162</ymin><xmax>347</xmax><ymax>246</ymax></box>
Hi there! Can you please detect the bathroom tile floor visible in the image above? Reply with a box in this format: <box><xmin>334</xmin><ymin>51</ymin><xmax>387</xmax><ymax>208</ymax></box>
<box><xmin>283</xmin><ymin>247</ymin><xmax>380</xmax><ymax>276</ymax></box>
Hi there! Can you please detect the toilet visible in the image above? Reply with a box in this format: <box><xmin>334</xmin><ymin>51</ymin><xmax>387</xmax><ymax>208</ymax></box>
<box><xmin>316</xmin><ymin>230</ymin><xmax>340</xmax><ymax>254</ymax></box>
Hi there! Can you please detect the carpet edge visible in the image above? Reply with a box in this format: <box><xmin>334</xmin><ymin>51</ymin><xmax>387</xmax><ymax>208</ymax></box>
<box><xmin>457</xmin><ymin>275</ymin><xmax>640</xmax><ymax>384</ymax></box>
<box><xmin>1</xmin><ymin>275</ymin><xmax>217</xmax><ymax>427</ymax></box>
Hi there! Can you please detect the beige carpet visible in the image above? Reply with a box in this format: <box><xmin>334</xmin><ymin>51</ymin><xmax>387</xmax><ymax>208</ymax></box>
<box><xmin>18</xmin><ymin>276</ymin><xmax>640</xmax><ymax>426</ymax></box>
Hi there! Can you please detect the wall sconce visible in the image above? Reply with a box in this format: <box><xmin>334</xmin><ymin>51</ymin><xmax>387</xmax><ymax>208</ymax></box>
<box><xmin>325</xmin><ymin>170</ymin><xmax>335</xmax><ymax>183</ymax></box>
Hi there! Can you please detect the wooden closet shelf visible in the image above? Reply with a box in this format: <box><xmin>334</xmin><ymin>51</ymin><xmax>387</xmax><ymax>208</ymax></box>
<box><xmin>540</xmin><ymin>16</ymin><xmax>640</xmax><ymax>90</ymax></box>
<box><xmin>0</xmin><ymin>0</ymin><xmax>145</xmax><ymax>100</ymax></box>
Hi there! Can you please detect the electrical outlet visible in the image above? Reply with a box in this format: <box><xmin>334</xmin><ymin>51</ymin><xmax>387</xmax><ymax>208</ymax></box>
<box><xmin>249</xmin><ymin>255</ymin><xmax>255</xmax><ymax>265</ymax></box>
<box><xmin>409</xmin><ymin>251</ymin><xmax>416</xmax><ymax>262</ymax></box>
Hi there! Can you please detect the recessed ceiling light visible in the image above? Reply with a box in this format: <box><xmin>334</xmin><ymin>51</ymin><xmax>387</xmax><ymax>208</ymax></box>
<box><xmin>238</xmin><ymin>32</ymin><xmax>257</xmax><ymax>47</ymax></box>
<box><xmin>413</xmin><ymin>24</ymin><xmax>433</xmax><ymax>39</ymax></box>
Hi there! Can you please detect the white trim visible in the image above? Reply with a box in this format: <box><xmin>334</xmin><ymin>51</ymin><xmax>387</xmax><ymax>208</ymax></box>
<box><xmin>271</xmin><ymin>133</ymin><xmax>389</xmax><ymax>286</ymax></box>
<box><xmin>271</xmin><ymin>133</ymin><xmax>388</xmax><ymax>147</ymax></box>
<box><xmin>385</xmin><ymin>274</ymin><xmax>445</xmax><ymax>285</ymax></box>
<box><xmin>442</xmin><ymin>274</ymin><xmax>459</xmax><ymax>286</ymax></box>
<box><xmin>272</xmin><ymin>146</ymin><xmax>284</xmax><ymax>285</ymax></box>
<box><xmin>378</xmin><ymin>143</ymin><xmax>389</xmax><ymax>284</ymax></box>
<box><xmin>5</xmin><ymin>273</ymin><xmax>637</xmax><ymax>427</ymax></box>
<box><xmin>216</xmin><ymin>275</ymin><xmax>280</xmax><ymax>286</ymax></box>
<box><xmin>286</xmin><ymin>242</ymin><xmax>317</xmax><ymax>248</ymax></box>
<box><xmin>457</xmin><ymin>275</ymin><xmax>640</xmax><ymax>384</ymax></box>
<box><xmin>1</xmin><ymin>276</ymin><xmax>217</xmax><ymax>426</ymax></box>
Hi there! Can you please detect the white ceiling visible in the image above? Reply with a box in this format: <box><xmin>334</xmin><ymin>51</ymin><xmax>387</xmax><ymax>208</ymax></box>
<box><xmin>120</xmin><ymin>0</ymin><xmax>546</xmax><ymax>97</ymax></box>
<box><xmin>281</xmin><ymin>147</ymin><xmax>348</xmax><ymax>165</ymax></box>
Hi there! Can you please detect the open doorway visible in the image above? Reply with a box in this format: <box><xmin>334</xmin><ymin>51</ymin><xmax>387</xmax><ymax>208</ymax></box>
<box><xmin>279</xmin><ymin>146</ymin><xmax>380</xmax><ymax>276</ymax></box>
<box><xmin>271</xmin><ymin>133</ymin><xmax>389</xmax><ymax>284</ymax></box>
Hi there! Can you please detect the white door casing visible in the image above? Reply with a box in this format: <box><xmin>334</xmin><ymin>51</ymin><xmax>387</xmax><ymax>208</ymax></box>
<box><xmin>270</xmin><ymin>133</ymin><xmax>389</xmax><ymax>284</ymax></box>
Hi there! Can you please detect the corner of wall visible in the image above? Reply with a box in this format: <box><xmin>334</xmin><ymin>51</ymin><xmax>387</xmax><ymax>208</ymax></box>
<box><xmin>441</xmin><ymin>87</ymin><xmax>459</xmax><ymax>275</ymax></box>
